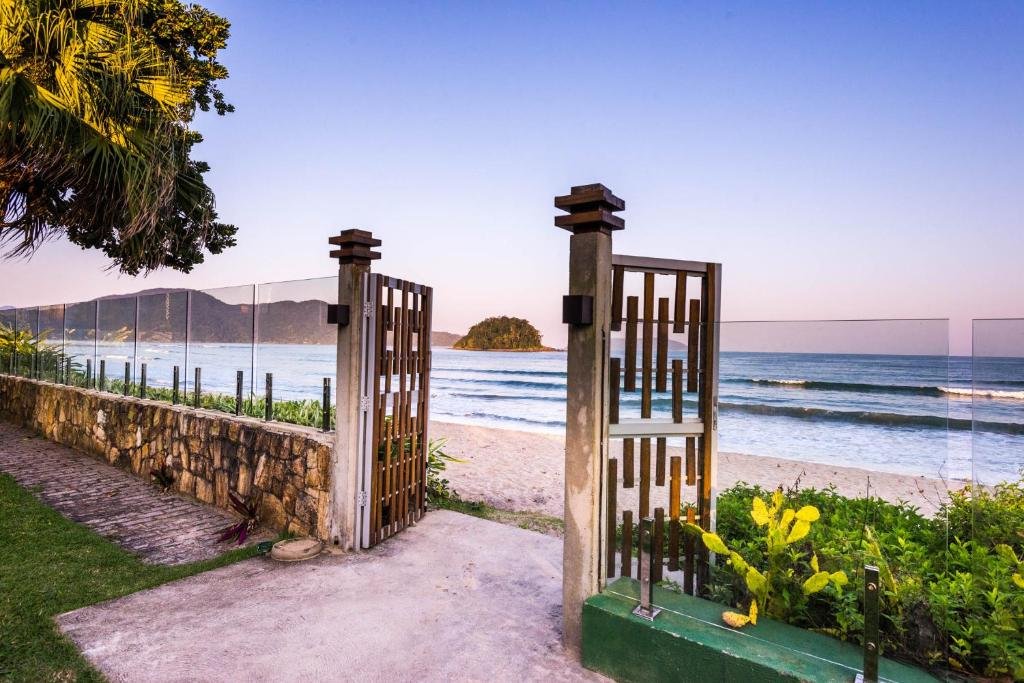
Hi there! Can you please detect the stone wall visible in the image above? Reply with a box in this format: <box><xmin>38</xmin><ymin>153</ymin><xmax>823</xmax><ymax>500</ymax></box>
<box><xmin>0</xmin><ymin>375</ymin><xmax>332</xmax><ymax>539</ymax></box>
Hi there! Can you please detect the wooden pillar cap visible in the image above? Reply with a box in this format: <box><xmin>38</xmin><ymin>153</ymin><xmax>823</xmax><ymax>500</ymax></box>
<box><xmin>554</xmin><ymin>183</ymin><xmax>625</xmax><ymax>234</ymax></box>
<box><xmin>329</xmin><ymin>229</ymin><xmax>382</xmax><ymax>264</ymax></box>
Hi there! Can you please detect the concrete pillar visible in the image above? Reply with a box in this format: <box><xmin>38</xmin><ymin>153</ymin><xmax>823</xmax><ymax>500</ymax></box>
<box><xmin>555</xmin><ymin>184</ymin><xmax>625</xmax><ymax>654</ymax></box>
<box><xmin>328</xmin><ymin>229</ymin><xmax>381</xmax><ymax>550</ymax></box>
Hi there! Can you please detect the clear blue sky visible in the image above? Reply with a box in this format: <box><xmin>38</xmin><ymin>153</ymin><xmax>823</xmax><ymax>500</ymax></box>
<box><xmin>3</xmin><ymin>1</ymin><xmax>1021</xmax><ymax>354</ymax></box>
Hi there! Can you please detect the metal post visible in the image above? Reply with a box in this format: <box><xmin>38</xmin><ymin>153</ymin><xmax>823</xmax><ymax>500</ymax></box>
<box><xmin>632</xmin><ymin>517</ymin><xmax>662</xmax><ymax>621</ymax></box>
<box><xmin>86</xmin><ymin>359</ymin><xmax>92</xmax><ymax>388</ymax></box>
<box><xmin>123</xmin><ymin>361</ymin><xmax>130</xmax><ymax>396</ymax></box>
<box><xmin>172</xmin><ymin>366</ymin><xmax>180</xmax><ymax>405</ymax></box>
<box><xmin>193</xmin><ymin>367</ymin><xmax>201</xmax><ymax>408</ymax></box>
<box><xmin>556</xmin><ymin>183</ymin><xmax>624</xmax><ymax>652</ymax></box>
<box><xmin>99</xmin><ymin>359</ymin><xmax>106</xmax><ymax>391</ymax></box>
<box><xmin>858</xmin><ymin>565</ymin><xmax>880</xmax><ymax>683</ymax></box>
<box><xmin>65</xmin><ymin>358</ymin><xmax>71</xmax><ymax>385</ymax></box>
<box><xmin>264</xmin><ymin>372</ymin><xmax>273</xmax><ymax>421</ymax></box>
<box><xmin>235</xmin><ymin>370</ymin><xmax>243</xmax><ymax>416</ymax></box>
<box><xmin>322</xmin><ymin>377</ymin><xmax>331</xmax><ymax>432</ymax></box>
<box><xmin>139</xmin><ymin>363</ymin><xmax>147</xmax><ymax>399</ymax></box>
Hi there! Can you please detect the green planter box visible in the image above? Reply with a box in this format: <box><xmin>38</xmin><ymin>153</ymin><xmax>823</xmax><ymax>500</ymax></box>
<box><xmin>582</xmin><ymin>578</ymin><xmax>939</xmax><ymax>683</ymax></box>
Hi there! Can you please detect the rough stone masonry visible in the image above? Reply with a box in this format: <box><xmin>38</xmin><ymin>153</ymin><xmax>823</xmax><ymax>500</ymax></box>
<box><xmin>0</xmin><ymin>375</ymin><xmax>332</xmax><ymax>539</ymax></box>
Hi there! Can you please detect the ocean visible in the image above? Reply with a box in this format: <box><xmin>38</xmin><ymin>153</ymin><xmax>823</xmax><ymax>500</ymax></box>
<box><xmin>63</xmin><ymin>342</ymin><xmax>1024</xmax><ymax>486</ymax></box>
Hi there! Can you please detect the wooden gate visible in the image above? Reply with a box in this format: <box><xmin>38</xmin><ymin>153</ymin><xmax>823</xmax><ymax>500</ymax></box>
<box><xmin>357</xmin><ymin>273</ymin><xmax>433</xmax><ymax>548</ymax></box>
<box><xmin>603</xmin><ymin>255</ymin><xmax>721</xmax><ymax>594</ymax></box>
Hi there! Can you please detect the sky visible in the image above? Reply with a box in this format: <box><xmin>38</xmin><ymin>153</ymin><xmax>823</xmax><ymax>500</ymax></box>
<box><xmin>2</xmin><ymin>1</ymin><xmax>1022</xmax><ymax>356</ymax></box>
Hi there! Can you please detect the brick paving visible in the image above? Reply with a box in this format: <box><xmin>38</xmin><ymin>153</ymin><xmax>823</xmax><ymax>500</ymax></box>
<box><xmin>0</xmin><ymin>420</ymin><xmax>252</xmax><ymax>565</ymax></box>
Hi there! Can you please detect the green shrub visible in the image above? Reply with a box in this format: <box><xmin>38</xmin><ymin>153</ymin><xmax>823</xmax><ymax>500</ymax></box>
<box><xmin>706</xmin><ymin>479</ymin><xmax>1024</xmax><ymax>679</ymax></box>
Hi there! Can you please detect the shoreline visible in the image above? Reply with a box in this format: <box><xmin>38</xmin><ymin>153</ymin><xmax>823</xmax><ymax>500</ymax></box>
<box><xmin>429</xmin><ymin>420</ymin><xmax>963</xmax><ymax>518</ymax></box>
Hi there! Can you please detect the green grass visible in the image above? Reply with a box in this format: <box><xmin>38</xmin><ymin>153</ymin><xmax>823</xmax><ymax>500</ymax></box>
<box><xmin>0</xmin><ymin>472</ymin><xmax>260</xmax><ymax>682</ymax></box>
<box><xmin>432</xmin><ymin>495</ymin><xmax>564</xmax><ymax>536</ymax></box>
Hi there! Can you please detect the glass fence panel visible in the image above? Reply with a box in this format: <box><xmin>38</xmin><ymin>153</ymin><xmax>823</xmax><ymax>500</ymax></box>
<box><xmin>14</xmin><ymin>307</ymin><xmax>38</xmax><ymax>377</ymax></box>
<box><xmin>37</xmin><ymin>304</ymin><xmax>65</xmax><ymax>382</ymax></box>
<box><xmin>137</xmin><ymin>291</ymin><xmax>188</xmax><ymax>403</ymax></box>
<box><xmin>967</xmin><ymin>319</ymin><xmax>1024</xmax><ymax>680</ymax></box>
<box><xmin>64</xmin><ymin>300</ymin><xmax>97</xmax><ymax>387</ymax></box>
<box><xmin>96</xmin><ymin>296</ymin><xmax>137</xmax><ymax>393</ymax></box>
<box><xmin>0</xmin><ymin>308</ymin><xmax>17</xmax><ymax>374</ymax></box>
<box><xmin>604</xmin><ymin>318</ymin><xmax>953</xmax><ymax>678</ymax></box>
<box><xmin>254</xmin><ymin>277</ymin><xmax>337</xmax><ymax>428</ymax></box>
<box><xmin>187</xmin><ymin>285</ymin><xmax>255</xmax><ymax>413</ymax></box>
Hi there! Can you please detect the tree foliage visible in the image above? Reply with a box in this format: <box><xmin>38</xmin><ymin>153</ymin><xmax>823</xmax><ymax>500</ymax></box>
<box><xmin>453</xmin><ymin>316</ymin><xmax>547</xmax><ymax>351</ymax></box>
<box><xmin>0</xmin><ymin>0</ymin><xmax>236</xmax><ymax>274</ymax></box>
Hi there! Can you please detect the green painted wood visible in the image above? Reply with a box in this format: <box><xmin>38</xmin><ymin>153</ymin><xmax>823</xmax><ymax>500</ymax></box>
<box><xmin>582</xmin><ymin>578</ymin><xmax>940</xmax><ymax>683</ymax></box>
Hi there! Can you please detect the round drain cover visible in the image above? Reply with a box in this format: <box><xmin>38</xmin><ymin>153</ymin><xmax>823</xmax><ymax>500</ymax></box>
<box><xmin>270</xmin><ymin>538</ymin><xmax>323</xmax><ymax>562</ymax></box>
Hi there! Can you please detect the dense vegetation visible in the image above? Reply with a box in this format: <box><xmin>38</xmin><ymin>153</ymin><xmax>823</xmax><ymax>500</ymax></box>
<box><xmin>0</xmin><ymin>0</ymin><xmax>236</xmax><ymax>273</ymax></box>
<box><xmin>453</xmin><ymin>316</ymin><xmax>548</xmax><ymax>351</ymax></box>
<box><xmin>0</xmin><ymin>471</ymin><xmax>259</xmax><ymax>681</ymax></box>
<box><xmin>691</xmin><ymin>479</ymin><xmax>1024</xmax><ymax>681</ymax></box>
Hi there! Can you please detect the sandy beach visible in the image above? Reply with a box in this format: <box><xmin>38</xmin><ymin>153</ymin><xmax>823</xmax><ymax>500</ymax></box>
<box><xmin>429</xmin><ymin>420</ymin><xmax>961</xmax><ymax>518</ymax></box>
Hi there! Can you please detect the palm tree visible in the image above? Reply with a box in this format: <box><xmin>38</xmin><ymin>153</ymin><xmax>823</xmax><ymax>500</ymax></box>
<box><xmin>0</xmin><ymin>0</ymin><xmax>235</xmax><ymax>273</ymax></box>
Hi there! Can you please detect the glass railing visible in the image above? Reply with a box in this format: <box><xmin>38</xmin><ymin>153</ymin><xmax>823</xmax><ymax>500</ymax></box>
<box><xmin>255</xmin><ymin>276</ymin><xmax>337</xmax><ymax>428</ymax></box>
<box><xmin>1</xmin><ymin>279</ymin><xmax>338</xmax><ymax>431</ymax></box>
<box><xmin>964</xmin><ymin>319</ymin><xmax>1024</xmax><ymax>681</ymax></box>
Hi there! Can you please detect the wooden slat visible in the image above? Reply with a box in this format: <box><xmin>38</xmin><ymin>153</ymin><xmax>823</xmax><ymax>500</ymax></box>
<box><xmin>417</xmin><ymin>288</ymin><xmax>433</xmax><ymax>517</ymax></box>
<box><xmin>687</xmin><ymin>298</ymin><xmax>700</xmax><ymax>393</ymax></box>
<box><xmin>639</xmin><ymin>438</ymin><xmax>650</xmax><ymax>518</ymax></box>
<box><xmin>606</xmin><ymin>458</ymin><xmax>618</xmax><ymax>577</ymax></box>
<box><xmin>653</xmin><ymin>508</ymin><xmax>665</xmax><ymax>582</ymax></box>
<box><xmin>686</xmin><ymin>437</ymin><xmax>696</xmax><ymax>486</ymax></box>
<box><xmin>609</xmin><ymin>357</ymin><xmax>621</xmax><ymax>425</ymax></box>
<box><xmin>672</xmin><ymin>359</ymin><xmax>683</xmax><ymax>423</ymax></box>
<box><xmin>673</xmin><ymin>272</ymin><xmax>687</xmax><ymax>333</ymax></box>
<box><xmin>624</xmin><ymin>296</ymin><xmax>638</xmax><ymax>392</ymax></box>
<box><xmin>641</xmin><ymin>274</ymin><xmax>654</xmax><ymax>417</ymax></box>
<box><xmin>699</xmin><ymin>264</ymin><xmax>720</xmax><ymax>567</ymax></box>
<box><xmin>621</xmin><ymin>510</ymin><xmax>633</xmax><ymax>578</ymax></box>
<box><xmin>611</xmin><ymin>265</ymin><xmax>624</xmax><ymax>332</ymax></box>
<box><xmin>655</xmin><ymin>438</ymin><xmax>666</xmax><ymax>486</ymax></box>
<box><xmin>656</xmin><ymin>297</ymin><xmax>669</xmax><ymax>392</ymax></box>
<box><xmin>623</xmin><ymin>439</ymin><xmax>634</xmax><ymax>488</ymax></box>
<box><xmin>669</xmin><ymin>456</ymin><xmax>681</xmax><ymax>571</ymax></box>
<box><xmin>386</xmin><ymin>287</ymin><xmax>394</xmax><ymax>331</ymax></box>
<box><xmin>684</xmin><ymin>507</ymin><xmax>696</xmax><ymax>595</ymax></box>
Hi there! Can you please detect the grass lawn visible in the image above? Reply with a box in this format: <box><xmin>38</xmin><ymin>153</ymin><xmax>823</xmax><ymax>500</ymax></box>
<box><xmin>432</xmin><ymin>495</ymin><xmax>564</xmax><ymax>536</ymax></box>
<box><xmin>0</xmin><ymin>472</ymin><xmax>260</xmax><ymax>682</ymax></box>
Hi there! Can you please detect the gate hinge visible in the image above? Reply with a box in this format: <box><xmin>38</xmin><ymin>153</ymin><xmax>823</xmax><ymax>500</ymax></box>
<box><xmin>357</xmin><ymin>491</ymin><xmax>368</xmax><ymax>507</ymax></box>
<box><xmin>363</xmin><ymin>302</ymin><xmax>373</xmax><ymax>316</ymax></box>
<box><xmin>713</xmin><ymin>405</ymin><xmax>718</xmax><ymax>430</ymax></box>
<box><xmin>359</xmin><ymin>396</ymin><xmax>370</xmax><ymax>411</ymax></box>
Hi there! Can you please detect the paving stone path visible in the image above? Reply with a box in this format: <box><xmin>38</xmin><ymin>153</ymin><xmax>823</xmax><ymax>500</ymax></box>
<box><xmin>0</xmin><ymin>420</ymin><xmax>248</xmax><ymax>565</ymax></box>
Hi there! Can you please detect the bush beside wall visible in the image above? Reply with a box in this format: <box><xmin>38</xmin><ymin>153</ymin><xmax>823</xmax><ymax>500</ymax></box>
<box><xmin>0</xmin><ymin>376</ymin><xmax>332</xmax><ymax>539</ymax></box>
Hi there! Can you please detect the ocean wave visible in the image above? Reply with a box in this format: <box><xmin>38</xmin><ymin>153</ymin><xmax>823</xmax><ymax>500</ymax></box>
<box><xmin>438</xmin><ymin>411</ymin><xmax>566</xmax><ymax>428</ymax></box>
<box><xmin>432</xmin><ymin>376</ymin><xmax>565</xmax><ymax>391</ymax></box>
<box><xmin>732</xmin><ymin>378</ymin><xmax>978</xmax><ymax>398</ymax></box>
<box><xmin>432</xmin><ymin>367</ymin><xmax>566</xmax><ymax>378</ymax></box>
<box><xmin>939</xmin><ymin>387</ymin><xmax>1024</xmax><ymax>401</ymax></box>
<box><xmin>718</xmin><ymin>402</ymin><xmax>1024</xmax><ymax>435</ymax></box>
<box><xmin>446</xmin><ymin>392</ymin><xmax>564</xmax><ymax>402</ymax></box>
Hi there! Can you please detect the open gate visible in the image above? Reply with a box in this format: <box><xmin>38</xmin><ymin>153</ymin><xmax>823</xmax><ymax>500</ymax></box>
<box><xmin>602</xmin><ymin>255</ymin><xmax>721</xmax><ymax>594</ymax></box>
<box><xmin>357</xmin><ymin>273</ymin><xmax>433</xmax><ymax>548</ymax></box>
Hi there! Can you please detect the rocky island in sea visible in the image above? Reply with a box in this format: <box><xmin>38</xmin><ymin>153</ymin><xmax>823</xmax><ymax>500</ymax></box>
<box><xmin>453</xmin><ymin>316</ymin><xmax>554</xmax><ymax>352</ymax></box>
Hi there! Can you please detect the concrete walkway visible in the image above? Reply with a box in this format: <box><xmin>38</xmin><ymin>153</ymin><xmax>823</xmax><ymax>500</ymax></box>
<box><xmin>0</xmin><ymin>420</ymin><xmax>247</xmax><ymax>565</ymax></box>
<box><xmin>57</xmin><ymin>510</ymin><xmax>605</xmax><ymax>682</ymax></box>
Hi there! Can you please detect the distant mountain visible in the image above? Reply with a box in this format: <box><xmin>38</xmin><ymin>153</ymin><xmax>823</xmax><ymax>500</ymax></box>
<box><xmin>431</xmin><ymin>331</ymin><xmax>463</xmax><ymax>347</ymax></box>
<box><xmin>610</xmin><ymin>337</ymin><xmax>687</xmax><ymax>352</ymax></box>
<box><xmin>48</xmin><ymin>288</ymin><xmax>462</xmax><ymax>347</ymax></box>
